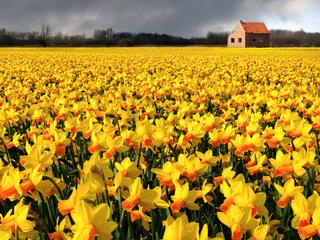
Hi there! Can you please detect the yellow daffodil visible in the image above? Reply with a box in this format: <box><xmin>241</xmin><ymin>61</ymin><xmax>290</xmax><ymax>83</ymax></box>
<box><xmin>71</xmin><ymin>200</ymin><xmax>117</xmax><ymax>240</ymax></box>
<box><xmin>163</xmin><ymin>214</ymin><xmax>199</xmax><ymax>240</ymax></box>
<box><xmin>121</xmin><ymin>178</ymin><xmax>167</xmax><ymax>212</ymax></box>
<box><xmin>217</xmin><ymin>205</ymin><xmax>258</xmax><ymax>240</ymax></box>
<box><xmin>274</xmin><ymin>178</ymin><xmax>303</xmax><ymax>208</ymax></box>
<box><xmin>170</xmin><ymin>181</ymin><xmax>199</xmax><ymax>213</ymax></box>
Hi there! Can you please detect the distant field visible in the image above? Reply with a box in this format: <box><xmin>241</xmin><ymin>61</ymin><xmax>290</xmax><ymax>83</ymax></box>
<box><xmin>0</xmin><ymin>47</ymin><xmax>319</xmax><ymax>239</ymax></box>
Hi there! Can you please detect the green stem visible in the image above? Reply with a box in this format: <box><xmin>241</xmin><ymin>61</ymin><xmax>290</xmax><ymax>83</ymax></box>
<box><xmin>0</xmin><ymin>137</ymin><xmax>11</xmax><ymax>165</ymax></box>
<box><xmin>136</xmin><ymin>143</ymin><xmax>142</xmax><ymax>167</ymax></box>
<box><xmin>14</xmin><ymin>226</ymin><xmax>19</xmax><ymax>240</ymax></box>
<box><xmin>151</xmin><ymin>210</ymin><xmax>157</xmax><ymax>240</ymax></box>
<box><xmin>315</xmin><ymin>131</ymin><xmax>319</xmax><ymax>157</ymax></box>
<box><xmin>39</xmin><ymin>192</ymin><xmax>54</xmax><ymax>232</ymax></box>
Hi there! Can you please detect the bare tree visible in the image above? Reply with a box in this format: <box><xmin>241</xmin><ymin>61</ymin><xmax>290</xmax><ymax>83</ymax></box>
<box><xmin>93</xmin><ymin>28</ymin><xmax>114</xmax><ymax>43</ymax></box>
<box><xmin>40</xmin><ymin>24</ymin><xmax>52</xmax><ymax>47</ymax></box>
<box><xmin>106</xmin><ymin>28</ymin><xmax>114</xmax><ymax>39</ymax></box>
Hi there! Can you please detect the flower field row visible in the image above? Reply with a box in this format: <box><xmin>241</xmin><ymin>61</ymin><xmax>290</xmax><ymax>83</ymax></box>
<box><xmin>0</xmin><ymin>47</ymin><xmax>319</xmax><ymax>239</ymax></box>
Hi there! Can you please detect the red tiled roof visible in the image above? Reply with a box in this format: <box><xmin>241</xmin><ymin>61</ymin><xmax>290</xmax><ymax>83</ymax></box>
<box><xmin>240</xmin><ymin>22</ymin><xmax>270</xmax><ymax>33</ymax></box>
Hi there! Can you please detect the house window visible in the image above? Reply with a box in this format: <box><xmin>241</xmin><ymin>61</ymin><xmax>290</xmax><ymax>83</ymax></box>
<box><xmin>231</xmin><ymin>38</ymin><xmax>235</xmax><ymax>43</ymax></box>
<box><xmin>238</xmin><ymin>38</ymin><xmax>242</xmax><ymax>43</ymax></box>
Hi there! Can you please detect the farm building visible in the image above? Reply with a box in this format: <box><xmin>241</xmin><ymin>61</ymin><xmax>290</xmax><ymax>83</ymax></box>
<box><xmin>228</xmin><ymin>21</ymin><xmax>270</xmax><ymax>48</ymax></box>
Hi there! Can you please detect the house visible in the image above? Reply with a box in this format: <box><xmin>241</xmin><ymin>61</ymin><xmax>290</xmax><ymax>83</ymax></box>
<box><xmin>228</xmin><ymin>21</ymin><xmax>270</xmax><ymax>48</ymax></box>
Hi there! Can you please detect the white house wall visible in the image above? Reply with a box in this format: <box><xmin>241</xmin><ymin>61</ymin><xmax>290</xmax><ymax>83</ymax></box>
<box><xmin>228</xmin><ymin>23</ymin><xmax>246</xmax><ymax>48</ymax></box>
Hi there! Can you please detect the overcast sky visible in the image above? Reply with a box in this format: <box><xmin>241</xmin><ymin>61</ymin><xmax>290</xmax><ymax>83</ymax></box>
<box><xmin>0</xmin><ymin>0</ymin><xmax>319</xmax><ymax>37</ymax></box>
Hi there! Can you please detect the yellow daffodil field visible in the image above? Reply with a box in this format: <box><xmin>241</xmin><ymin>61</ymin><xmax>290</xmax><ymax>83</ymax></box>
<box><xmin>0</xmin><ymin>47</ymin><xmax>320</xmax><ymax>240</ymax></box>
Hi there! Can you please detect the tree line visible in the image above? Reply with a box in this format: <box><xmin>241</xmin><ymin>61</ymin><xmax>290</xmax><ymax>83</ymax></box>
<box><xmin>0</xmin><ymin>25</ymin><xmax>319</xmax><ymax>47</ymax></box>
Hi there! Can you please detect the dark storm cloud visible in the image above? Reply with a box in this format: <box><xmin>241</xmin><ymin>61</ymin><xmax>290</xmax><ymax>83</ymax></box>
<box><xmin>0</xmin><ymin>0</ymin><xmax>319</xmax><ymax>37</ymax></box>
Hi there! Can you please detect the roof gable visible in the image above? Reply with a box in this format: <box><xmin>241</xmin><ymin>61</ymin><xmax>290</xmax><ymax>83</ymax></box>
<box><xmin>240</xmin><ymin>21</ymin><xmax>270</xmax><ymax>33</ymax></box>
